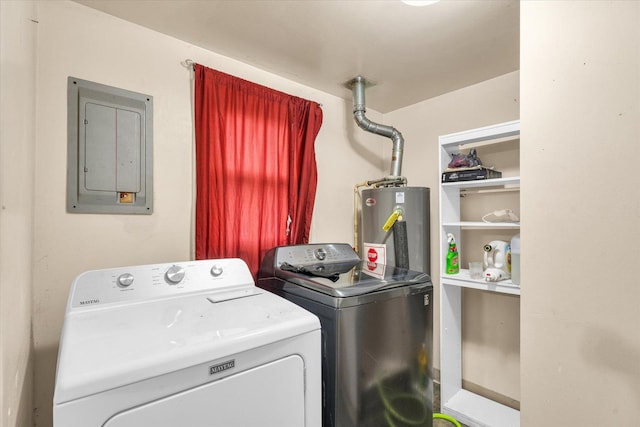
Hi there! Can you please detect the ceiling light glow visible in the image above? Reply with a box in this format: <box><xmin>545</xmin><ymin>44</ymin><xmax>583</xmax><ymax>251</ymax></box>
<box><xmin>402</xmin><ymin>0</ymin><xmax>440</xmax><ymax>6</ymax></box>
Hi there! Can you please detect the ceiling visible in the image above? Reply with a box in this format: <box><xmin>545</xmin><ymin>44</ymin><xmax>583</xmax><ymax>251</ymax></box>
<box><xmin>74</xmin><ymin>0</ymin><xmax>519</xmax><ymax>113</ymax></box>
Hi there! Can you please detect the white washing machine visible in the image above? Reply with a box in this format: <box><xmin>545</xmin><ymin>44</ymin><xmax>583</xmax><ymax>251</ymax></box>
<box><xmin>53</xmin><ymin>258</ymin><xmax>321</xmax><ymax>426</ymax></box>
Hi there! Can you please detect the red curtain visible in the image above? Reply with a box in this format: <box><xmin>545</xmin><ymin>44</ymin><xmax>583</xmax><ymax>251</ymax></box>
<box><xmin>194</xmin><ymin>65</ymin><xmax>323</xmax><ymax>277</ymax></box>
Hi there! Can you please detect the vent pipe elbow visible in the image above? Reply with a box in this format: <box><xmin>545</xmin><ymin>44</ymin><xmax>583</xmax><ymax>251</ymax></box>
<box><xmin>349</xmin><ymin>76</ymin><xmax>404</xmax><ymax>178</ymax></box>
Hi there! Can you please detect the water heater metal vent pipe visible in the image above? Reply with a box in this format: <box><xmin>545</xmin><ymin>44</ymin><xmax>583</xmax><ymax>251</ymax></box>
<box><xmin>347</xmin><ymin>76</ymin><xmax>405</xmax><ymax>180</ymax></box>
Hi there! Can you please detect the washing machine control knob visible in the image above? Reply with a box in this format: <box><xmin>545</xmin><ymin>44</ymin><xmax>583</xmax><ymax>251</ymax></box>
<box><xmin>210</xmin><ymin>265</ymin><xmax>223</xmax><ymax>277</ymax></box>
<box><xmin>117</xmin><ymin>273</ymin><xmax>134</xmax><ymax>287</ymax></box>
<box><xmin>165</xmin><ymin>265</ymin><xmax>185</xmax><ymax>284</ymax></box>
<box><xmin>314</xmin><ymin>248</ymin><xmax>327</xmax><ymax>261</ymax></box>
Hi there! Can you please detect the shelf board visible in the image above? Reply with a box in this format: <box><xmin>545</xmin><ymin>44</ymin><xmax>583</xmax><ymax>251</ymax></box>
<box><xmin>441</xmin><ymin>270</ymin><xmax>521</xmax><ymax>295</ymax></box>
<box><xmin>442</xmin><ymin>221</ymin><xmax>520</xmax><ymax>229</ymax></box>
<box><xmin>439</xmin><ymin>120</ymin><xmax>520</xmax><ymax>147</ymax></box>
<box><xmin>443</xmin><ymin>389</ymin><xmax>520</xmax><ymax>427</ymax></box>
<box><xmin>441</xmin><ymin>176</ymin><xmax>520</xmax><ymax>189</ymax></box>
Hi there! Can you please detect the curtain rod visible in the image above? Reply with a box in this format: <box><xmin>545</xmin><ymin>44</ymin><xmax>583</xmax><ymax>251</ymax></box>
<box><xmin>182</xmin><ymin>58</ymin><xmax>323</xmax><ymax>107</ymax></box>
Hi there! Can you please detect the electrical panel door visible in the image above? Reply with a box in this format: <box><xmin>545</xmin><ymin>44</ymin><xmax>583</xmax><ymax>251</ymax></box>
<box><xmin>67</xmin><ymin>77</ymin><xmax>153</xmax><ymax>214</ymax></box>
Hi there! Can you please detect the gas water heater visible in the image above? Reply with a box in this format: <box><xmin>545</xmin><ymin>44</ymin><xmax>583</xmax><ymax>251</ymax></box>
<box><xmin>348</xmin><ymin>76</ymin><xmax>430</xmax><ymax>275</ymax></box>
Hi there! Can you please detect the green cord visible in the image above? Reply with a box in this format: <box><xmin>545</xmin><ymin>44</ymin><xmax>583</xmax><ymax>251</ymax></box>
<box><xmin>433</xmin><ymin>413</ymin><xmax>462</xmax><ymax>427</ymax></box>
<box><xmin>377</xmin><ymin>377</ymin><xmax>428</xmax><ymax>426</ymax></box>
<box><xmin>380</xmin><ymin>391</ymin><xmax>428</xmax><ymax>425</ymax></box>
<box><xmin>376</xmin><ymin>374</ymin><xmax>461</xmax><ymax>427</ymax></box>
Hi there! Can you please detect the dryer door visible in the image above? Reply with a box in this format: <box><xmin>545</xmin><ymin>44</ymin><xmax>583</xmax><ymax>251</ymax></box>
<box><xmin>104</xmin><ymin>355</ymin><xmax>306</xmax><ymax>427</ymax></box>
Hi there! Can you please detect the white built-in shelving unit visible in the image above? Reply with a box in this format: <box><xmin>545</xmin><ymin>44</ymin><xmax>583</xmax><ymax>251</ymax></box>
<box><xmin>438</xmin><ymin>120</ymin><xmax>520</xmax><ymax>427</ymax></box>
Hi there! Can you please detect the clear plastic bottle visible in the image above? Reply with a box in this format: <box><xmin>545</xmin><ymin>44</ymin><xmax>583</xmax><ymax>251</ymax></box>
<box><xmin>510</xmin><ymin>234</ymin><xmax>520</xmax><ymax>285</ymax></box>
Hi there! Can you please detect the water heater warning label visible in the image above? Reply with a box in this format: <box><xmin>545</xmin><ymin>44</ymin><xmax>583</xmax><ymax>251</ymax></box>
<box><xmin>362</xmin><ymin>243</ymin><xmax>386</xmax><ymax>279</ymax></box>
<box><xmin>395</xmin><ymin>192</ymin><xmax>405</xmax><ymax>204</ymax></box>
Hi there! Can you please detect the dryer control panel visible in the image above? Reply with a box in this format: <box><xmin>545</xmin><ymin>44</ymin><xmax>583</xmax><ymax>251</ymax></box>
<box><xmin>67</xmin><ymin>258</ymin><xmax>254</xmax><ymax>311</ymax></box>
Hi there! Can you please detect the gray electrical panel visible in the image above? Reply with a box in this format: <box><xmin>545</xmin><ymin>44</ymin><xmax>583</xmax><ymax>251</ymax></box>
<box><xmin>67</xmin><ymin>77</ymin><xmax>153</xmax><ymax>214</ymax></box>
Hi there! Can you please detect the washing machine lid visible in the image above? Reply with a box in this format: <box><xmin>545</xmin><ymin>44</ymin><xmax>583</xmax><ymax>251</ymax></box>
<box><xmin>54</xmin><ymin>288</ymin><xmax>319</xmax><ymax>404</ymax></box>
<box><xmin>274</xmin><ymin>260</ymin><xmax>430</xmax><ymax>297</ymax></box>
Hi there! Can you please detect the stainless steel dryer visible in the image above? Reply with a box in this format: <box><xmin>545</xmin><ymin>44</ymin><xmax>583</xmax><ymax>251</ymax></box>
<box><xmin>258</xmin><ymin>243</ymin><xmax>433</xmax><ymax>427</ymax></box>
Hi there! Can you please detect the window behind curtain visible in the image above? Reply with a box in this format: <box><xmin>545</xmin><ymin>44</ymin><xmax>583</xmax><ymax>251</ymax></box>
<box><xmin>194</xmin><ymin>65</ymin><xmax>323</xmax><ymax>277</ymax></box>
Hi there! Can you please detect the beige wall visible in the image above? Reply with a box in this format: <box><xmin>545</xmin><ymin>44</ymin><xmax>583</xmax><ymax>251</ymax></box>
<box><xmin>521</xmin><ymin>1</ymin><xmax>640</xmax><ymax>425</ymax></box>
<box><xmin>0</xmin><ymin>1</ymin><xmax>37</xmax><ymax>426</ymax></box>
<box><xmin>10</xmin><ymin>1</ymin><xmax>639</xmax><ymax>427</ymax></box>
<box><xmin>31</xmin><ymin>1</ymin><xmax>385</xmax><ymax>425</ymax></box>
<box><xmin>384</xmin><ymin>72</ymin><xmax>520</xmax><ymax>401</ymax></box>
